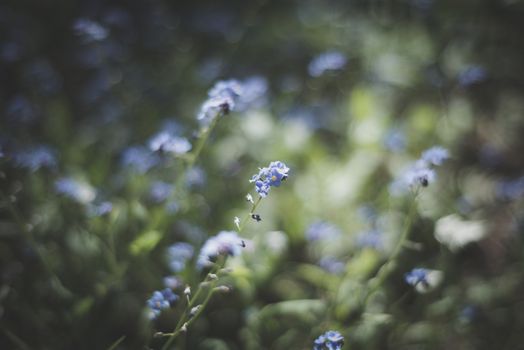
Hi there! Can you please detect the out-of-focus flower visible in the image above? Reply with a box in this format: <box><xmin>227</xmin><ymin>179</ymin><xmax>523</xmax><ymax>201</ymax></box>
<box><xmin>356</xmin><ymin>229</ymin><xmax>383</xmax><ymax>250</ymax></box>
<box><xmin>146</xmin><ymin>288</ymin><xmax>178</xmax><ymax>320</ymax></box>
<box><xmin>421</xmin><ymin>146</ymin><xmax>450</xmax><ymax>166</ymax></box>
<box><xmin>434</xmin><ymin>214</ymin><xmax>486</xmax><ymax>252</ymax></box>
<box><xmin>55</xmin><ymin>178</ymin><xmax>96</xmax><ymax>204</ymax></box>
<box><xmin>383</xmin><ymin>128</ymin><xmax>406</xmax><ymax>152</ymax></box>
<box><xmin>308</xmin><ymin>51</ymin><xmax>347</xmax><ymax>77</ymax></box>
<box><xmin>163</xmin><ymin>276</ymin><xmax>182</xmax><ymax>290</ymax></box>
<box><xmin>390</xmin><ymin>146</ymin><xmax>449</xmax><ymax>196</ymax></box>
<box><xmin>405</xmin><ymin>268</ymin><xmax>443</xmax><ymax>293</ymax></box>
<box><xmin>167</xmin><ymin>242</ymin><xmax>194</xmax><ymax>272</ymax></box>
<box><xmin>458</xmin><ymin>65</ymin><xmax>487</xmax><ymax>86</ymax></box>
<box><xmin>73</xmin><ymin>18</ymin><xmax>109</xmax><ymax>42</ymax></box>
<box><xmin>88</xmin><ymin>201</ymin><xmax>113</xmax><ymax>217</ymax></box>
<box><xmin>149</xmin><ymin>181</ymin><xmax>174</xmax><ymax>203</ymax></box>
<box><xmin>149</xmin><ymin>131</ymin><xmax>192</xmax><ymax>155</ymax></box>
<box><xmin>249</xmin><ymin>161</ymin><xmax>290</xmax><ymax>197</ymax></box>
<box><xmin>197</xmin><ymin>77</ymin><xmax>268</xmax><ymax>125</ymax></box>
<box><xmin>197</xmin><ymin>231</ymin><xmax>242</xmax><ymax>268</ymax></box>
<box><xmin>314</xmin><ymin>330</ymin><xmax>344</xmax><ymax>350</ymax></box>
<box><xmin>12</xmin><ymin>145</ymin><xmax>57</xmax><ymax>171</ymax></box>
<box><xmin>121</xmin><ymin>146</ymin><xmax>160</xmax><ymax>173</ymax></box>
<box><xmin>318</xmin><ymin>257</ymin><xmax>345</xmax><ymax>274</ymax></box>
<box><xmin>496</xmin><ymin>176</ymin><xmax>524</xmax><ymax>201</ymax></box>
<box><xmin>306</xmin><ymin>221</ymin><xmax>341</xmax><ymax>241</ymax></box>
<box><xmin>6</xmin><ymin>96</ymin><xmax>38</xmax><ymax>123</ymax></box>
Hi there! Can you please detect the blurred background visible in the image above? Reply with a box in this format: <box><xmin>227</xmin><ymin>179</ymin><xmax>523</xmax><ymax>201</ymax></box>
<box><xmin>1</xmin><ymin>0</ymin><xmax>524</xmax><ymax>349</ymax></box>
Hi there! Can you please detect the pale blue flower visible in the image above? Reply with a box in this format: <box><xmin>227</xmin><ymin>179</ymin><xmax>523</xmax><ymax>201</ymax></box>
<box><xmin>197</xmin><ymin>231</ymin><xmax>242</xmax><ymax>268</ymax></box>
<box><xmin>121</xmin><ymin>146</ymin><xmax>160</xmax><ymax>173</ymax></box>
<box><xmin>149</xmin><ymin>181</ymin><xmax>174</xmax><ymax>203</ymax></box>
<box><xmin>12</xmin><ymin>145</ymin><xmax>57</xmax><ymax>171</ymax></box>
<box><xmin>73</xmin><ymin>18</ymin><xmax>109</xmax><ymax>42</ymax></box>
<box><xmin>314</xmin><ymin>330</ymin><xmax>344</xmax><ymax>350</ymax></box>
<box><xmin>308</xmin><ymin>51</ymin><xmax>347</xmax><ymax>77</ymax></box>
<box><xmin>148</xmin><ymin>131</ymin><xmax>191</xmax><ymax>155</ymax></box>
<box><xmin>167</xmin><ymin>242</ymin><xmax>194</xmax><ymax>272</ymax></box>
<box><xmin>306</xmin><ymin>221</ymin><xmax>341</xmax><ymax>241</ymax></box>
<box><xmin>55</xmin><ymin>177</ymin><xmax>96</xmax><ymax>204</ymax></box>
<box><xmin>421</xmin><ymin>146</ymin><xmax>449</xmax><ymax>166</ymax></box>
<box><xmin>404</xmin><ymin>268</ymin><xmax>428</xmax><ymax>286</ymax></box>
<box><xmin>250</xmin><ymin>161</ymin><xmax>290</xmax><ymax>197</ymax></box>
<box><xmin>146</xmin><ymin>288</ymin><xmax>178</xmax><ymax>319</ymax></box>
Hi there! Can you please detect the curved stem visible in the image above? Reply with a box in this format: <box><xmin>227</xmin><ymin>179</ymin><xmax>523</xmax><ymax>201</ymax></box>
<box><xmin>362</xmin><ymin>191</ymin><xmax>419</xmax><ymax>305</ymax></box>
<box><xmin>160</xmin><ymin>258</ymin><xmax>226</xmax><ymax>350</ymax></box>
<box><xmin>238</xmin><ymin>196</ymin><xmax>262</xmax><ymax>233</ymax></box>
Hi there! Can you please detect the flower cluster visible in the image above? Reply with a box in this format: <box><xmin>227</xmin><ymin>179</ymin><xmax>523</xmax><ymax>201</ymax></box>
<box><xmin>390</xmin><ymin>146</ymin><xmax>449</xmax><ymax>195</ymax></box>
<box><xmin>313</xmin><ymin>330</ymin><xmax>344</xmax><ymax>350</ymax></box>
<box><xmin>12</xmin><ymin>145</ymin><xmax>57</xmax><ymax>172</ymax></box>
<box><xmin>146</xmin><ymin>288</ymin><xmax>178</xmax><ymax>320</ymax></box>
<box><xmin>197</xmin><ymin>231</ymin><xmax>242</xmax><ymax>269</ymax></box>
<box><xmin>308</xmin><ymin>51</ymin><xmax>347</xmax><ymax>77</ymax></box>
<box><xmin>149</xmin><ymin>130</ymin><xmax>192</xmax><ymax>155</ymax></box>
<box><xmin>55</xmin><ymin>177</ymin><xmax>96</xmax><ymax>204</ymax></box>
<box><xmin>404</xmin><ymin>267</ymin><xmax>443</xmax><ymax>293</ymax></box>
<box><xmin>249</xmin><ymin>161</ymin><xmax>290</xmax><ymax>197</ymax></box>
<box><xmin>198</xmin><ymin>77</ymin><xmax>267</xmax><ymax>125</ymax></box>
<box><xmin>167</xmin><ymin>242</ymin><xmax>194</xmax><ymax>272</ymax></box>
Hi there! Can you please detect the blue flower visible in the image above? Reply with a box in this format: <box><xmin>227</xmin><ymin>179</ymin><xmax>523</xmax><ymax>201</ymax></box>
<box><xmin>404</xmin><ymin>268</ymin><xmax>428</xmax><ymax>286</ymax></box>
<box><xmin>121</xmin><ymin>146</ymin><xmax>160</xmax><ymax>173</ymax></box>
<box><xmin>197</xmin><ymin>77</ymin><xmax>268</xmax><ymax>124</ymax></box>
<box><xmin>306</xmin><ymin>221</ymin><xmax>341</xmax><ymax>241</ymax></box>
<box><xmin>146</xmin><ymin>288</ymin><xmax>178</xmax><ymax>319</ymax></box>
<box><xmin>197</xmin><ymin>231</ymin><xmax>242</xmax><ymax>268</ymax></box>
<box><xmin>356</xmin><ymin>229</ymin><xmax>383</xmax><ymax>250</ymax></box>
<box><xmin>318</xmin><ymin>257</ymin><xmax>345</xmax><ymax>274</ymax></box>
<box><xmin>308</xmin><ymin>51</ymin><xmax>347</xmax><ymax>77</ymax></box>
<box><xmin>458</xmin><ymin>65</ymin><xmax>487</xmax><ymax>86</ymax></box>
<box><xmin>148</xmin><ymin>131</ymin><xmax>191</xmax><ymax>155</ymax></box>
<box><xmin>88</xmin><ymin>201</ymin><xmax>113</xmax><ymax>217</ymax></box>
<box><xmin>250</xmin><ymin>161</ymin><xmax>290</xmax><ymax>198</ymax></box>
<box><xmin>149</xmin><ymin>181</ymin><xmax>174</xmax><ymax>203</ymax></box>
<box><xmin>314</xmin><ymin>330</ymin><xmax>344</xmax><ymax>350</ymax></box>
<box><xmin>12</xmin><ymin>145</ymin><xmax>57</xmax><ymax>171</ymax></box>
<box><xmin>421</xmin><ymin>146</ymin><xmax>449</xmax><ymax>166</ymax></box>
<box><xmin>167</xmin><ymin>242</ymin><xmax>194</xmax><ymax>272</ymax></box>
<box><xmin>55</xmin><ymin>177</ymin><xmax>96</xmax><ymax>204</ymax></box>
<box><xmin>73</xmin><ymin>18</ymin><xmax>109</xmax><ymax>42</ymax></box>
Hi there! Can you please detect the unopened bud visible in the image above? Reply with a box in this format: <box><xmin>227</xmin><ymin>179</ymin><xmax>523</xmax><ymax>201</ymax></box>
<box><xmin>189</xmin><ymin>305</ymin><xmax>202</xmax><ymax>317</ymax></box>
<box><xmin>184</xmin><ymin>285</ymin><xmax>191</xmax><ymax>296</ymax></box>
<box><xmin>181</xmin><ymin>323</ymin><xmax>188</xmax><ymax>332</ymax></box>
<box><xmin>214</xmin><ymin>285</ymin><xmax>232</xmax><ymax>293</ymax></box>
<box><xmin>207</xmin><ymin>273</ymin><xmax>218</xmax><ymax>281</ymax></box>
<box><xmin>154</xmin><ymin>332</ymin><xmax>164</xmax><ymax>338</ymax></box>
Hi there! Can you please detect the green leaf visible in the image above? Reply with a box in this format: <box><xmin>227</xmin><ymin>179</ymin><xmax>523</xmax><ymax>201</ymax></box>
<box><xmin>129</xmin><ymin>230</ymin><xmax>162</xmax><ymax>255</ymax></box>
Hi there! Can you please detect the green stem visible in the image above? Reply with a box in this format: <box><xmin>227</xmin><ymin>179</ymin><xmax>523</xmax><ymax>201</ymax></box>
<box><xmin>160</xmin><ymin>259</ymin><xmax>226</xmax><ymax>350</ymax></box>
<box><xmin>238</xmin><ymin>196</ymin><xmax>262</xmax><ymax>233</ymax></box>
<box><xmin>0</xmin><ymin>190</ymin><xmax>70</xmax><ymax>295</ymax></box>
<box><xmin>106</xmin><ymin>335</ymin><xmax>126</xmax><ymax>350</ymax></box>
<box><xmin>362</xmin><ymin>190</ymin><xmax>419</xmax><ymax>305</ymax></box>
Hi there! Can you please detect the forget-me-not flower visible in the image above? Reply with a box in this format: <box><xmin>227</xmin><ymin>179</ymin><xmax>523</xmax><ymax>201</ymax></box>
<box><xmin>308</xmin><ymin>51</ymin><xmax>347</xmax><ymax>77</ymax></box>
<box><xmin>55</xmin><ymin>177</ymin><xmax>96</xmax><ymax>204</ymax></box>
<box><xmin>314</xmin><ymin>330</ymin><xmax>344</xmax><ymax>350</ymax></box>
<box><xmin>146</xmin><ymin>288</ymin><xmax>178</xmax><ymax>320</ymax></box>
<box><xmin>197</xmin><ymin>231</ymin><xmax>242</xmax><ymax>268</ymax></box>
<box><xmin>12</xmin><ymin>145</ymin><xmax>57</xmax><ymax>171</ymax></box>
<box><xmin>167</xmin><ymin>242</ymin><xmax>194</xmax><ymax>272</ymax></box>
<box><xmin>250</xmin><ymin>161</ymin><xmax>290</xmax><ymax>197</ymax></box>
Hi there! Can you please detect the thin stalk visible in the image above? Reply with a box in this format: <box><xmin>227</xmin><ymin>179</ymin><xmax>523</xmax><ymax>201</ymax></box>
<box><xmin>238</xmin><ymin>196</ymin><xmax>262</xmax><ymax>233</ymax></box>
<box><xmin>160</xmin><ymin>259</ymin><xmax>225</xmax><ymax>350</ymax></box>
<box><xmin>362</xmin><ymin>190</ymin><xmax>419</xmax><ymax>305</ymax></box>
